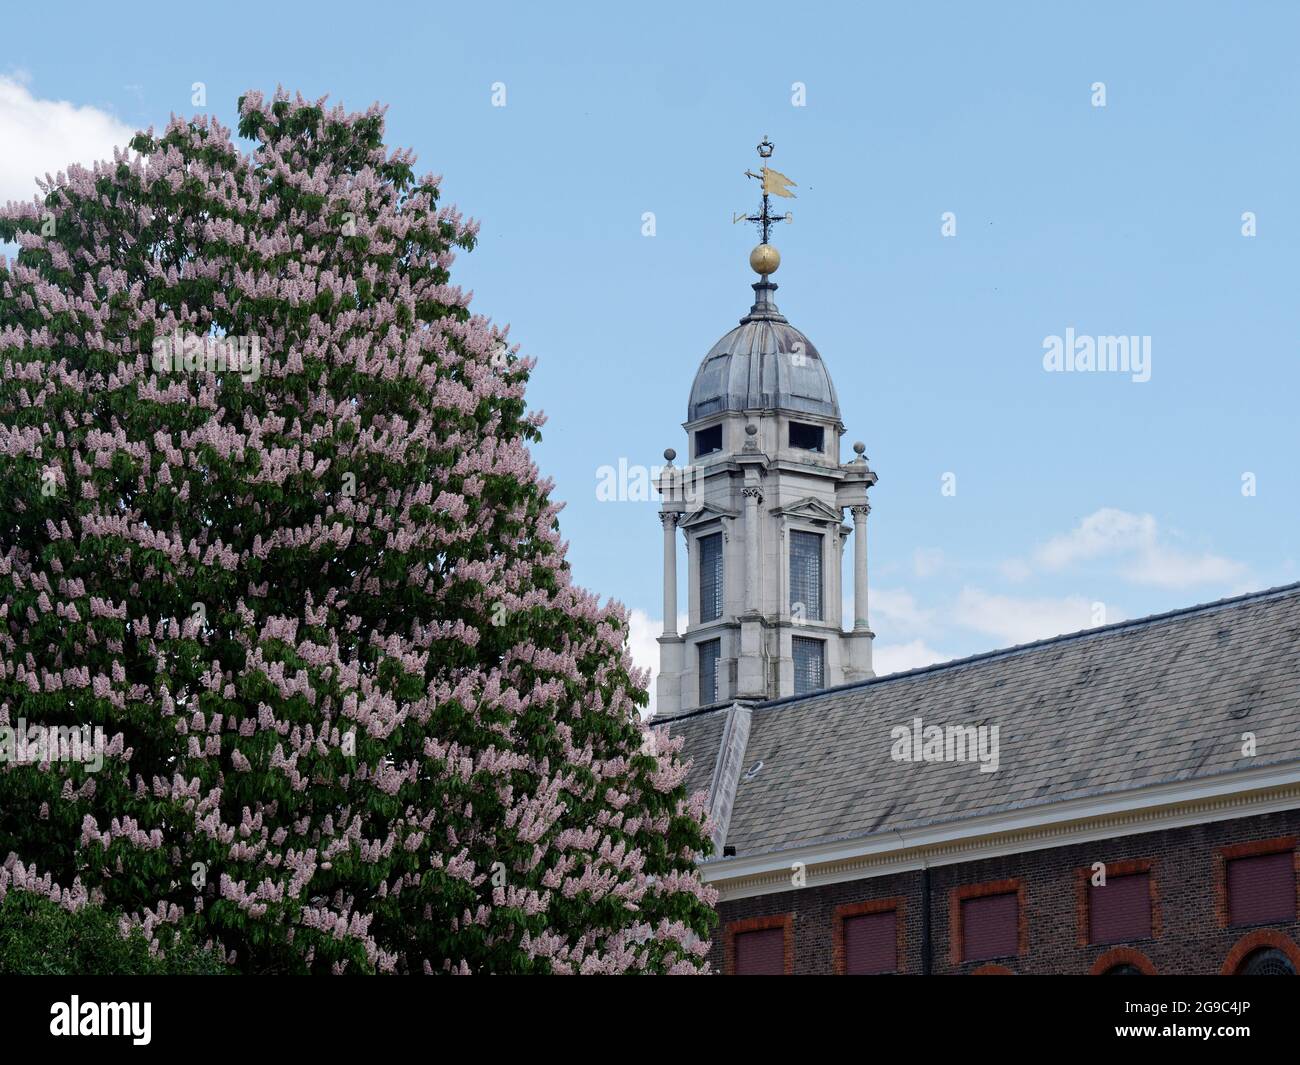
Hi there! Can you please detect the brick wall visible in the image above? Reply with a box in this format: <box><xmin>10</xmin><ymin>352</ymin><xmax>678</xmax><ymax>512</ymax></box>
<box><xmin>709</xmin><ymin>809</ymin><xmax>1300</xmax><ymax>974</ymax></box>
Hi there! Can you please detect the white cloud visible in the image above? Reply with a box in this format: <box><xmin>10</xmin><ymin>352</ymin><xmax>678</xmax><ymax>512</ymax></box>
<box><xmin>950</xmin><ymin>587</ymin><xmax>1107</xmax><ymax>646</ymax></box>
<box><xmin>873</xmin><ymin>639</ymin><xmax>950</xmax><ymax>676</ymax></box>
<box><xmin>1034</xmin><ymin>508</ymin><xmax>1156</xmax><ymax>569</ymax></box>
<box><xmin>1011</xmin><ymin>507</ymin><xmax>1248</xmax><ymax>591</ymax></box>
<box><xmin>0</xmin><ymin>75</ymin><xmax>134</xmax><ymax>209</ymax></box>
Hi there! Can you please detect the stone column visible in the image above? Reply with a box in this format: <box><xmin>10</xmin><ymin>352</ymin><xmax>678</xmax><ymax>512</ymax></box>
<box><xmin>852</xmin><ymin>504</ymin><xmax>870</xmax><ymax>630</ymax></box>
<box><xmin>656</xmin><ymin>507</ymin><xmax>685</xmax><ymax>716</ymax></box>
<box><xmin>737</xmin><ymin>489</ymin><xmax>767</xmax><ymax>696</ymax></box>
<box><xmin>661</xmin><ymin>512</ymin><xmax>679</xmax><ymax>634</ymax></box>
<box><xmin>742</xmin><ymin>487</ymin><xmax>762</xmax><ymax>614</ymax></box>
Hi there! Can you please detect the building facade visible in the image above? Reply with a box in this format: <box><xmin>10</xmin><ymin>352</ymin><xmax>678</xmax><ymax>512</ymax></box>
<box><xmin>664</xmin><ymin>582</ymin><xmax>1300</xmax><ymax>976</ymax></box>
<box><xmin>712</xmin><ymin>810</ymin><xmax>1300</xmax><ymax>976</ymax></box>
<box><xmin>654</xmin><ymin>227</ymin><xmax>1300</xmax><ymax>975</ymax></box>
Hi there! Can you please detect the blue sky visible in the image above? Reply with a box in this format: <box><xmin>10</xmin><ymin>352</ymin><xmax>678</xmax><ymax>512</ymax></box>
<box><xmin>4</xmin><ymin>1</ymin><xmax>1298</xmax><ymax>695</ymax></box>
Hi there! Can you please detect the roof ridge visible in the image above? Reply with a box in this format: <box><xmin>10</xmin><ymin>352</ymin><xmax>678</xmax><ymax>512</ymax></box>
<box><xmin>651</xmin><ymin>700</ymin><xmax>735</xmax><ymax>725</ymax></box>
<box><xmin>755</xmin><ymin>579</ymin><xmax>1300</xmax><ymax>711</ymax></box>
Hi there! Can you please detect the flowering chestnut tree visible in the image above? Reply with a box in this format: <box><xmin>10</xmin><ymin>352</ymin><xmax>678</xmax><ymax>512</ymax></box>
<box><xmin>0</xmin><ymin>89</ymin><xmax>716</xmax><ymax>974</ymax></box>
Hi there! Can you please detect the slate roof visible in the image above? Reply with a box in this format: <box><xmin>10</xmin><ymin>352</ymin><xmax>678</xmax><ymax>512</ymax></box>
<box><xmin>668</xmin><ymin>708</ymin><xmax>730</xmax><ymax>800</ymax></box>
<box><xmin>662</xmin><ymin>582</ymin><xmax>1300</xmax><ymax>861</ymax></box>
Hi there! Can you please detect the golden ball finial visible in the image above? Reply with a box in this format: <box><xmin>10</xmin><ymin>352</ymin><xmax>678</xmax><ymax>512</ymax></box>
<box><xmin>749</xmin><ymin>243</ymin><xmax>780</xmax><ymax>276</ymax></box>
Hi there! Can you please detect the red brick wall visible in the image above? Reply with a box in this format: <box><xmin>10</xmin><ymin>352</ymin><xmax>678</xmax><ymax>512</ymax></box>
<box><xmin>708</xmin><ymin>810</ymin><xmax>1300</xmax><ymax>975</ymax></box>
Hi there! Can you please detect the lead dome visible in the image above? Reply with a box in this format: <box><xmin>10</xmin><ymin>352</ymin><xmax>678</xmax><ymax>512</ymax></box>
<box><xmin>687</xmin><ymin>279</ymin><xmax>841</xmax><ymax>423</ymax></box>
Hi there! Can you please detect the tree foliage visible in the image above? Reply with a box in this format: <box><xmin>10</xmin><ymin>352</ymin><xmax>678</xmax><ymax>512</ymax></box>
<box><xmin>0</xmin><ymin>88</ymin><xmax>715</xmax><ymax>973</ymax></box>
<box><xmin>0</xmin><ymin>890</ymin><xmax>226</xmax><ymax>975</ymax></box>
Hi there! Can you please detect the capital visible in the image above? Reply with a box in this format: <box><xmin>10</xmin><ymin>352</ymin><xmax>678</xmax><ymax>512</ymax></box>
<box><xmin>851</xmin><ymin>503</ymin><xmax>871</xmax><ymax>520</ymax></box>
<box><xmin>658</xmin><ymin>511</ymin><xmax>680</xmax><ymax>529</ymax></box>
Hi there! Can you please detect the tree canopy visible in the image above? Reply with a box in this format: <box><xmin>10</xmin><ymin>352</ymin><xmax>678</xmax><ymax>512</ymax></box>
<box><xmin>0</xmin><ymin>88</ymin><xmax>715</xmax><ymax>974</ymax></box>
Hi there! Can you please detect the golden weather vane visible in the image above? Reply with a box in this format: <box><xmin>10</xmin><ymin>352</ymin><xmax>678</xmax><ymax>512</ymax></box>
<box><xmin>732</xmin><ymin>136</ymin><xmax>796</xmax><ymax>245</ymax></box>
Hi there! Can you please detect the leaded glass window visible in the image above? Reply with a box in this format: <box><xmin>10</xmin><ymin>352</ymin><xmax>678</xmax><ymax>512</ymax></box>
<box><xmin>792</xmin><ymin>636</ymin><xmax>824</xmax><ymax>696</ymax></box>
<box><xmin>699</xmin><ymin>532</ymin><xmax>723</xmax><ymax>622</ymax></box>
<box><xmin>789</xmin><ymin>530</ymin><xmax>823</xmax><ymax>620</ymax></box>
<box><xmin>698</xmin><ymin>639</ymin><xmax>721</xmax><ymax>705</ymax></box>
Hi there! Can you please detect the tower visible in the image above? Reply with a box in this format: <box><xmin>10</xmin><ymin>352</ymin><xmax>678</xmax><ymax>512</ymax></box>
<box><xmin>655</xmin><ymin>138</ymin><xmax>877</xmax><ymax>717</ymax></box>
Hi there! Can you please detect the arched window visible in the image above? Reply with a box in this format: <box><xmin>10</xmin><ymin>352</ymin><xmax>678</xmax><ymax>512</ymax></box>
<box><xmin>1237</xmin><ymin>948</ymin><xmax>1296</xmax><ymax>976</ymax></box>
<box><xmin>1104</xmin><ymin>963</ymin><xmax>1143</xmax><ymax>975</ymax></box>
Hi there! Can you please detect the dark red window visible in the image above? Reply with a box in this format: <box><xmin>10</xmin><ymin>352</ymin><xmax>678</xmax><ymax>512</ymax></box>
<box><xmin>733</xmin><ymin>927</ymin><xmax>784</xmax><ymax>975</ymax></box>
<box><xmin>1228</xmin><ymin>852</ymin><xmax>1296</xmax><ymax>926</ymax></box>
<box><xmin>1089</xmin><ymin>872</ymin><xmax>1152</xmax><ymax>944</ymax></box>
<box><xmin>843</xmin><ymin>910</ymin><xmax>897</xmax><ymax>974</ymax></box>
<box><xmin>961</xmin><ymin>892</ymin><xmax>1018</xmax><ymax>962</ymax></box>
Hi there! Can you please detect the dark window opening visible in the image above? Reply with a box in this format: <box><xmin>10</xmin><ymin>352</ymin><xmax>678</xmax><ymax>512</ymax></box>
<box><xmin>788</xmin><ymin>421</ymin><xmax>824</xmax><ymax>453</ymax></box>
<box><xmin>695</xmin><ymin>424</ymin><xmax>723</xmax><ymax>457</ymax></box>
<box><xmin>1104</xmin><ymin>964</ymin><xmax>1143</xmax><ymax>975</ymax></box>
<box><xmin>1238</xmin><ymin>948</ymin><xmax>1296</xmax><ymax>976</ymax></box>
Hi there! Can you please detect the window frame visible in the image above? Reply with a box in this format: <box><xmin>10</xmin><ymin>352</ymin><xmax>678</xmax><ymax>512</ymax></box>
<box><xmin>1213</xmin><ymin>837</ymin><xmax>1299</xmax><ymax>929</ymax></box>
<box><xmin>1089</xmin><ymin>947</ymin><xmax>1158</xmax><ymax>975</ymax></box>
<box><xmin>1075</xmin><ymin>859</ymin><xmax>1160</xmax><ymax>947</ymax></box>
<box><xmin>950</xmin><ymin>878</ymin><xmax>1027</xmax><ymax>967</ymax></box>
<box><xmin>724</xmin><ymin>914</ymin><xmax>793</xmax><ymax>976</ymax></box>
<box><xmin>833</xmin><ymin>898</ymin><xmax>905</xmax><ymax>975</ymax></box>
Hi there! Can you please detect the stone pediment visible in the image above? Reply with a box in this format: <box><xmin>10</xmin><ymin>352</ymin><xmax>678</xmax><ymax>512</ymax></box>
<box><xmin>772</xmin><ymin>496</ymin><xmax>843</xmax><ymax>525</ymax></box>
<box><xmin>679</xmin><ymin>502</ymin><xmax>740</xmax><ymax>530</ymax></box>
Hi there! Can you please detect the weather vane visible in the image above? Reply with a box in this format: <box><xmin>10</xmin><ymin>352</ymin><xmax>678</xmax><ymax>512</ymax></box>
<box><xmin>733</xmin><ymin>136</ymin><xmax>795</xmax><ymax>277</ymax></box>
<box><xmin>733</xmin><ymin>135</ymin><xmax>796</xmax><ymax>245</ymax></box>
